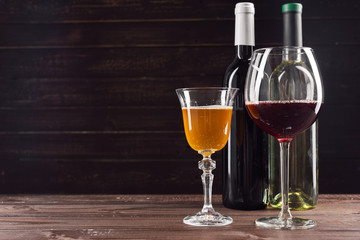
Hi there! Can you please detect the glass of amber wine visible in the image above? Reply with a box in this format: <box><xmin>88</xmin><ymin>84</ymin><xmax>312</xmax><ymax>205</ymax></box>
<box><xmin>176</xmin><ymin>87</ymin><xmax>238</xmax><ymax>226</ymax></box>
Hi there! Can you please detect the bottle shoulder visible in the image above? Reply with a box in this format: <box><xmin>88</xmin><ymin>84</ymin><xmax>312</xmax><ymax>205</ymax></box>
<box><xmin>223</xmin><ymin>58</ymin><xmax>250</xmax><ymax>88</ymax></box>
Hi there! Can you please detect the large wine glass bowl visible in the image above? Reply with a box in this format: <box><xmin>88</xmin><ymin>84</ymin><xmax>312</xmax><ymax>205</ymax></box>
<box><xmin>176</xmin><ymin>87</ymin><xmax>238</xmax><ymax>226</ymax></box>
<box><xmin>245</xmin><ymin>47</ymin><xmax>323</xmax><ymax>229</ymax></box>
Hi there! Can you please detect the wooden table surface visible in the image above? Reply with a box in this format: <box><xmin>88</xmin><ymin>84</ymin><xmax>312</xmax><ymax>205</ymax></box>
<box><xmin>0</xmin><ymin>194</ymin><xmax>358</xmax><ymax>239</ymax></box>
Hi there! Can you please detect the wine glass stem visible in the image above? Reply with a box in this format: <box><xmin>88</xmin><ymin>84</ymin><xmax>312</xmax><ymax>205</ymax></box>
<box><xmin>279</xmin><ymin>141</ymin><xmax>293</xmax><ymax>222</ymax></box>
<box><xmin>198</xmin><ymin>157</ymin><xmax>216</xmax><ymax>213</ymax></box>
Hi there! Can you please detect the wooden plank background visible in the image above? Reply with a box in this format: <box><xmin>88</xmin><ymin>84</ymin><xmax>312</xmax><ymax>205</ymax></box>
<box><xmin>0</xmin><ymin>0</ymin><xmax>359</xmax><ymax>194</ymax></box>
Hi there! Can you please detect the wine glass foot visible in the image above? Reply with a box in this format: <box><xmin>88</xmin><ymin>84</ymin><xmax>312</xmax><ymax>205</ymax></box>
<box><xmin>183</xmin><ymin>211</ymin><xmax>233</xmax><ymax>226</ymax></box>
<box><xmin>255</xmin><ymin>216</ymin><xmax>316</xmax><ymax>230</ymax></box>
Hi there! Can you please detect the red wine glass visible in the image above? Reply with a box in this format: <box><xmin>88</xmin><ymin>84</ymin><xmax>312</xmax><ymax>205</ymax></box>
<box><xmin>245</xmin><ymin>47</ymin><xmax>324</xmax><ymax>229</ymax></box>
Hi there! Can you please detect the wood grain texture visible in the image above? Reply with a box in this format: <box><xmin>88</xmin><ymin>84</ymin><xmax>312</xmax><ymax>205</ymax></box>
<box><xmin>0</xmin><ymin>76</ymin><xmax>220</xmax><ymax>107</ymax></box>
<box><xmin>0</xmin><ymin>19</ymin><xmax>358</xmax><ymax>48</ymax></box>
<box><xmin>0</xmin><ymin>159</ymin><xmax>215</xmax><ymax>194</ymax></box>
<box><xmin>0</xmin><ymin>46</ymin><xmax>357</xmax><ymax>78</ymax></box>
<box><xmin>0</xmin><ymin>194</ymin><xmax>358</xmax><ymax>239</ymax></box>
<box><xmin>0</xmin><ymin>72</ymin><xmax>358</xmax><ymax>109</ymax></box>
<box><xmin>0</xmin><ymin>0</ymin><xmax>359</xmax><ymax>23</ymax></box>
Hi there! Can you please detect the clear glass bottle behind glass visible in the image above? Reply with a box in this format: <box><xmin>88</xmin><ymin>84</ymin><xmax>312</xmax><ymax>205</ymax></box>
<box><xmin>268</xmin><ymin>3</ymin><xmax>318</xmax><ymax>210</ymax></box>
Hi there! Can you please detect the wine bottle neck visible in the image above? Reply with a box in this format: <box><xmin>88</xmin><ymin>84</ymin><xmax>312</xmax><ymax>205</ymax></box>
<box><xmin>234</xmin><ymin>3</ymin><xmax>255</xmax><ymax>46</ymax></box>
<box><xmin>283</xmin><ymin>11</ymin><xmax>303</xmax><ymax>47</ymax></box>
<box><xmin>235</xmin><ymin>45</ymin><xmax>253</xmax><ymax>60</ymax></box>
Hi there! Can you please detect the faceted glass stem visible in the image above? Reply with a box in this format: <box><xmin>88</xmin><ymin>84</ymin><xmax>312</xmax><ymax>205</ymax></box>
<box><xmin>199</xmin><ymin>156</ymin><xmax>216</xmax><ymax>215</ymax></box>
<box><xmin>183</xmin><ymin>153</ymin><xmax>232</xmax><ymax>226</ymax></box>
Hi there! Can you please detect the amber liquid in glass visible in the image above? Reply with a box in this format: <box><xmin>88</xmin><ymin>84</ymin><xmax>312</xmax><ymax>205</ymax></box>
<box><xmin>182</xmin><ymin>106</ymin><xmax>232</xmax><ymax>153</ymax></box>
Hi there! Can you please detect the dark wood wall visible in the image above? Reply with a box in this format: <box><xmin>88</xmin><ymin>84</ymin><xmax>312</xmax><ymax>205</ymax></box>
<box><xmin>0</xmin><ymin>0</ymin><xmax>358</xmax><ymax>194</ymax></box>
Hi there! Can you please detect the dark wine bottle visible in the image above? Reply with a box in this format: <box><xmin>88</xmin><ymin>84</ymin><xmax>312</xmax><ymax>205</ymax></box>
<box><xmin>222</xmin><ymin>2</ymin><xmax>268</xmax><ymax>210</ymax></box>
<box><xmin>268</xmin><ymin>3</ymin><xmax>318</xmax><ymax>210</ymax></box>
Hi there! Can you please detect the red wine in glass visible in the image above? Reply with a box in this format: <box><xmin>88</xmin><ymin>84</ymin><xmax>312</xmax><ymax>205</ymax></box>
<box><xmin>246</xmin><ymin>100</ymin><xmax>322</xmax><ymax>142</ymax></box>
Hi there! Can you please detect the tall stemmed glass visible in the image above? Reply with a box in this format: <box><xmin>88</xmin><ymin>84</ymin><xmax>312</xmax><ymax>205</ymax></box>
<box><xmin>176</xmin><ymin>87</ymin><xmax>238</xmax><ymax>226</ymax></box>
<box><xmin>245</xmin><ymin>47</ymin><xmax>324</xmax><ymax>229</ymax></box>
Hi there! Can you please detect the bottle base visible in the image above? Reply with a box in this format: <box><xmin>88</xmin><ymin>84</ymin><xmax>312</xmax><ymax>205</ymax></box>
<box><xmin>270</xmin><ymin>191</ymin><xmax>317</xmax><ymax>210</ymax></box>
